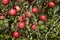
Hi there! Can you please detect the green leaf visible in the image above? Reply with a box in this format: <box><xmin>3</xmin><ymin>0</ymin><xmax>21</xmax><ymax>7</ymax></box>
<box><xmin>39</xmin><ymin>25</ymin><xmax>45</xmax><ymax>30</ymax></box>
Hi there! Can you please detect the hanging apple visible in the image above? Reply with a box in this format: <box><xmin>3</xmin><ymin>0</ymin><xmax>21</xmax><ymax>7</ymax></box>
<box><xmin>0</xmin><ymin>14</ymin><xmax>4</xmax><ymax>20</ymax></box>
<box><xmin>39</xmin><ymin>15</ymin><xmax>47</xmax><ymax>21</ymax></box>
<box><xmin>31</xmin><ymin>24</ymin><xmax>36</xmax><ymax>30</ymax></box>
<box><xmin>12</xmin><ymin>31</ymin><xmax>20</xmax><ymax>38</ymax></box>
<box><xmin>8</xmin><ymin>9</ymin><xmax>17</xmax><ymax>16</ymax></box>
<box><xmin>14</xmin><ymin>6</ymin><xmax>21</xmax><ymax>12</ymax></box>
<box><xmin>2</xmin><ymin>0</ymin><xmax>10</xmax><ymax>5</ymax></box>
<box><xmin>25</xmin><ymin>10</ymin><xmax>32</xmax><ymax>18</ymax></box>
<box><xmin>48</xmin><ymin>2</ymin><xmax>55</xmax><ymax>8</ymax></box>
<box><xmin>32</xmin><ymin>7</ymin><xmax>39</xmax><ymax>14</ymax></box>
<box><xmin>18</xmin><ymin>16</ymin><xmax>26</xmax><ymax>22</ymax></box>
<box><xmin>17</xmin><ymin>22</ymin><xmax>26</xmax><ymax>29</ymax></box>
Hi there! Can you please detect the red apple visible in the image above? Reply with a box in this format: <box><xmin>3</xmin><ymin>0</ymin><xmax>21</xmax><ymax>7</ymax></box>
<box><xmin>8</xmin><ymin>9</ymin><xmax>17</xmax><ymax>16</ymax></box>
<box><xmin>25</xmin><ymin>11</ymin><xmax>32</xmax><ymax>18</ymax></box>
<box><xmin>31</xmin><ymin>24</ymin><xmax>36</xmax><ymax>30</ymax></box>
<box><xmin>0</xmin><ymin>14</ymin><xmax>4</xmax><ymax>20</ymax></box>
<box><xmin>14</xmin><ymin>6</ymin><xmax>21</xmax><ymax>12</ymax></box>
<box><xmin>48</xmin><ymin>2</ymin><xmax>55</xmax><ymax>8</ymax></box>
<box><xmin>12</xmin><ymin>31</ymin><xmax>20</xmax><ymax>38</ymax></box>
<box><xmin>17</xmin><ymin>22</ymin><xmax>26</xmax><ymax>29</ymax></box>
<box><xmin>32</xmin><ymin>7</ymin><xmax>39</xmax><ymax>14</ymax></box>
<box><xmin>2</xmin><ymin>0</ymin><xmax>10</xmax><ymax>5</ymax></box>
<box><xmin>39</xmin><ymin>15</ymin><xmax>47</xmax><ymax>21</ymax></box>
<box><xmin>18</xmin><ymin>16</ymin><xmax>26</xmax><ymax>22</ymax></box>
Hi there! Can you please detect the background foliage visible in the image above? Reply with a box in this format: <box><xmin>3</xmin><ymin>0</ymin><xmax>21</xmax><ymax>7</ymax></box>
<box><xmin>0</xmin><ymin>0</ymin><xmax>60</xmax><ymax>40</ymax></box>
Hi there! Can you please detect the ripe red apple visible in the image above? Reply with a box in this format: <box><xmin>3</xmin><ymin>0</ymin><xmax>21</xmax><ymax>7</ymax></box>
<box><xmin>32</xmin><ymin>7</ymin><xmax>39</xmax><ymax>14</ymax></box>
<box><xmin>12</xmin><ymin>31</ymin><xmax>20</xmax><ymax>38</ymax></box>
<box><xmin>25</xmin><ymin>11</ymin><xmax>32</xmax><ymax>18</ymax></box>
<box><xmin>2</xmin><ymin>0</ymin><xmax>10</xmax><ymax>5</ymax></box>
<box><xmin>48</xmin><ymin>2</ymin><xmax>55</xmax><ymax>8</ymax></box>
<box><xmin>39</xmin><ymin>15</ymin><xmax>47</xmax><ymax>21</ymax></box>
<box><xmin>18</xmin><ymin>16</ymin><xmax>26</xmax><ymax>22</ymax></box>
<box><xmin>8</xmin><ymin>9</ymin><xmax>17</xmax><ymax>16</ymax></box>
<box><xmin>14</xmin><ymin>6</ymin><xmax>21</xmax><ymax>12</ymax></box>
<box><xmin>17</xmin><ymin>22</ymin><xmax>26</xmax><ymax>29</ymax></box>
<box><xmin>31</xmin><ymin>24</ymin><xmax>36</xmax><ymax>30</ymax></box>
<box><xmin>0</xmin><ymin>14</ymin><xmax>4</xmax><ymax>20</ymax></box>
